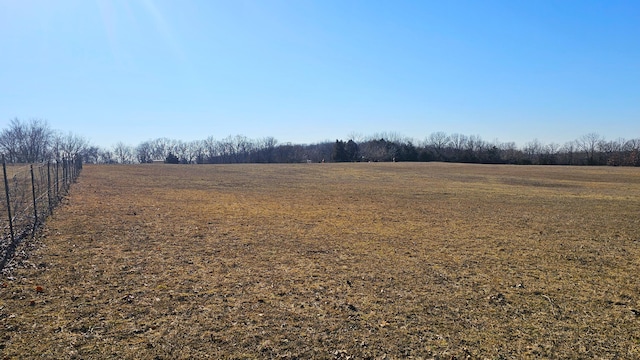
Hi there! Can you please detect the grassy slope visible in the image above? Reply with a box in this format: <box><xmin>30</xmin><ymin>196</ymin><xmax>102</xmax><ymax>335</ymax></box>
<box><xmin>1</xmin><ymin>163</ymin><xmax>640</xmax><ymax>359</ymax></box>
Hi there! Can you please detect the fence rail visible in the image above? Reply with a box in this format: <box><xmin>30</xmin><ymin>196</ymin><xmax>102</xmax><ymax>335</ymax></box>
<box><xmin>0</xmin><ymin>155</ymin><xmax>82</xmax><ymax>272</ymax></box>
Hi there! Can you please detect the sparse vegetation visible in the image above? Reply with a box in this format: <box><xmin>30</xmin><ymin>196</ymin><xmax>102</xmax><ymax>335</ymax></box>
<box><xmin>1</xmin><ymin>163</ymin><xmax>640</xmax><ymax>358</ymax></box>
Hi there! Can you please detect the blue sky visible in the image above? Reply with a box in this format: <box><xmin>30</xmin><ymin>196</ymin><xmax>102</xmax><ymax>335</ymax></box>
<box><xmin>1</xmin><ymin>0</ymin><xmax>638</xmax><ymax>148</ymax></box>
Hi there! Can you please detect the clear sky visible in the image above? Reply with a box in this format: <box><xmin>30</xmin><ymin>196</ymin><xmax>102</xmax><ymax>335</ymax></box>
<box><xmin>1</xmin><ymin>0</ymin><xmax>638</xmax><ymax>148</ymax></box>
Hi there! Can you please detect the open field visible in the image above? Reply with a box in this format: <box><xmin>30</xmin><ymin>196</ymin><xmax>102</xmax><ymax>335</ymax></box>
<box><xmin>1</xmin><ymin>163</ymin><xmax>640</xmax><ymax>359</ymax></box>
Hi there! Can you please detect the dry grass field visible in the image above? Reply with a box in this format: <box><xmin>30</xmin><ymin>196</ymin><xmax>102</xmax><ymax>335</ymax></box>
<box><xmin>1</xmin><ymin>162</ymin><xmax>640</xmax><ymax>359</ymax></box>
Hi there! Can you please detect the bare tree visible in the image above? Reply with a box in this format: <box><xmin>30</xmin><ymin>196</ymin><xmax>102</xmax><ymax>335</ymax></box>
<box><xmin>0</xmin><ymin>119</ymin><xmax>21</xmax><ymax>162</ymax></box>
<box><xmin>597</xmin><ymin>138</ymin><xmax>627</xmax><ymax>166</ymax></box>
<box><xmin>189</xmin><ymin>140</ymin><xmax>206</xmax><ymax>164</ymax></box>
<box><xmin>233</xmin><ymin>135</ymin><xmax>253</xmax><ymax>163</ymax></box>
<box><xmin>258</xmin><ymin>136</ymin><xmax>278</xmax><ymax>163</ymax></box>
<box><xmin>465</xmin><ymin>135</ymin><xmax>485</xmax><ymax>152</ymax></box>
<box><xmin>449</xmin><ymin>133</ymin><xmax>468</xmax><ymax>155</ymax></box>
<box><xmin>53</xmin><ymin>132</ymin><xmax>88</xmax><ymax>161</ymax></box>
<box><xmin>578</xmin><ymin>133</ymin><xmax>603</xmax><ymax>165</ymax></box>
<box><xmin>624</xmin><ymin>138</ymin><xmax>640</xmax><ymax>152</ymax></box>
<box><xmin>496</xmin><ymin>141</ymin><xmax>518</xmax><ymax>163</ymax></box>
<box><xmin>523</xmin><ymin>139</ymin><xmax>543</xmax><ymax>164</ymax></box>
<box><xmin>545</xmin><ymin>142</ymin><xmax>561</xmax><ymax>154</ymax></box>
<box><xmin>624</xmin><ymin>138</ymin><xmax>640</xmax><ymax>166</ymax></box>
<box><xmin>136</xmin><ymin>141</ymin><xmax>153</xmax><ymax>163</ymax></box>
<box><xmin>113</xmin><ymin>142</ymin><xmax>134</xmax><ymax>164</ymax></box>
<box><xmin>98</xmin><ymin>148</ymin><xmax>116</xmax><ymax>164</ymax></box>
<box><xmin>150</xmin><ymin>138</ymin><xmax>173</xmax><ymax>161</ymax></box>
<box><xmin>174</xmin><ymin>140</ymin><xmax>189</xmax><ymax>163</ymax></box>
<box><xmin>539</xmin><ymin>142</ymin><xmax>560</xmax><ymax>165</ymax></box>
<box><xmin>426</xmin><ymin>131</ymin><xmax>450</xmax><ymax>159</ymax></box>
<box><xmin>219</xmin><ymin>136</ymin><xmax>235</xmax><ymax>163</ymax></box>
<box><xmin>0</xmin><ymin>118</ymin><xmax>53</xmax><ymax>163</ymax></box>
<box><xmin>83</xmin><ymin>146</ymin><xmax>101</xmax><ymax>164</ymax></box>
<box><xmin>203</xmin><ymin>136</ymin><xmax>220</xmax><ymax>162</ymax></box>
<box><xmin>346</xmin><ymin>132</ymin><xmax>365</xmax><ymax>143</ymax></box>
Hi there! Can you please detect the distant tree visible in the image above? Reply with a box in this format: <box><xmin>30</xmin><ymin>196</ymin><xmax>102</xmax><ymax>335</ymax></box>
<box><xmin>623</xmin><ymin>139</ymin><xmax>640</xmax><ymax>166</ymax></box>
<box><xmin>538</xmin><ymin>143</ymin><xmax>560</xmax><ymax>165</ymax></box>
<box><xmin>82</xmin><ymin>146</ymin><xmax>101</xmax><ymax>164</ymax></box>
<box><xmin>426</xmin><ymin>131</ymin><xmax>450</xmax><ymax>160</ymax></box>
<box><xmin>523</xmin><ymin>139</ymin><xmax>543</xmax><ymax>164</ymax></box>
<box><xmin>272</xmin><ymin>143</ymin><xmax>294</xmax><ymax>163</ymax></box>
<box><xmin>597</xmin><ymin>138</ymin><xmax>622</xmax><ymax>166</ymax></box>
<box><xmin>0</xmin><ymin>118</ymin><xmax>53</xmax><ymax>163</ymax></box>
<box><xmin>484</xmin><ymin>146</ymin><xmax>501</xmax><ymax>164</ymax></box>
<box><xmin>578</xmin><ymin>133</ymin><xmax>603</xmax><ymax>165</ymax></box>
<box><xmin>165</xmin><ymin>152</ymin><xmax>179</xmax><ymax>164</ymax></box>
<box><xmin>203</xmin><ymin>136</ymin><xmax>220</xmax><ymax>163</ymax></box>
<box><xmin>189</xmin><ymin>140</ymin><xmax>205</xmax><ymax>164</ymax></box>
<box><xmin>466</xmin><ymin>135</ymin><xmax>486</xmax><ymax>153</ymax></box>
<box><xmin>561</xmin><ymin>140</ymin><xmax>579</xmax><ymax>165</ymax></box>
<box><xmin>174</xmin><ymin>141</ymin><xmax>189</xmax><ymax>163</ymax></box>
<box><xmin>397</xmin><ymin>141</ymin><xmax>418</xmax><ymax>161</ymax></box>
<box><xmin>150</xmin><ymin>138</ymin><xmax>174</xmax><ymax>161</ymax></box>
<box><xmin>418</xmin><ymin>147</ymin><xmax>436</xmax><ymax>162</ymax></box>
<box><xmin>304</xmin><ymin>141</ymin><xmax>333</xmax><ymax>163</ymax></box>
<box><xmin>345</xmin><ymin>140</ymin><xmax>359</xmax><ymax>161</ymax></box>
<box><xmin>256</xmin><ymin>137</ymin><xmax>278</xmax><ymax>163</ymax></box>
<box><xmin>0</xmin><ymin>120</ymin><xmax>21</xmax><ymax>162</ymax></box>
<box><xmin>332</xmin><ymin>140</ymin><xmax>348</xmax><ymax>162</ymax></box>
<box><xmin>52</xmin><ymin>132</ymin><xmax>89</xmax><ymax>162</ymax></box>
<box><xmin>234</xmin><ymin>135</ymin><xmax>254</xmax><ymax>163</ymax></box>
<box><xmin>360</xmin><ymin>138</ymin><xmax>391</xmax><ymax>162</ymax></box>
<box><xmin>624</xmin><ymin>138</ymin><xmax>640</xmax><ymax>152</ymax></box>
<box><xmin>218</xmin><ymin>136</ymin><xmax>235</xmax><ymax>163</ymax></box>
<box><xmin>498</xmin><ymin>142</ymin><xmax>520</xmax><ymax>164</ymax></box>
<box><xmin>136</xmin><ymin>141</ymin><xmax>153</xmax><ymax>163</ymax></box>
<box><xmin>98</xmin><ymin>148</ymin><xmax>116</xmax><ymax>164</ymax></box>
<box><xmin>113</xmin><ymin>142</ymin><xmax>134</xmax><ymax>164</ymax></box>
<box><xmin>448</xmin><ymin>133</ymin><xmax>468</xmax><ymax>162</ymax></box>
<box><xmin>459</xmin><ymin>135</ymin><xmax>483</xmax><ymax>163</ymax></box>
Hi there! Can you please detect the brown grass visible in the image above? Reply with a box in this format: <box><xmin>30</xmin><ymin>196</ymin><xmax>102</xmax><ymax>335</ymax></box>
<box><xmin>1</xmin><ymin>163</ymin><xmax>640</xmax><ymax>359</ymax></box>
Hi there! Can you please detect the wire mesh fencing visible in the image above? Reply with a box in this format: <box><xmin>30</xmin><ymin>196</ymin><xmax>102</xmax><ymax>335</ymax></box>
<box><xmin>0</xmin><ymin>155</ymin><xmax>82</xmax><ymax>271</ymax></box>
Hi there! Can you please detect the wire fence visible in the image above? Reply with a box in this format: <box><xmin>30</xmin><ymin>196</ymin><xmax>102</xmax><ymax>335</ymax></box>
<box><xmin>0</xmin><ymin>155</ymin><xmax>82</xmax><ymax>272</ymax></box>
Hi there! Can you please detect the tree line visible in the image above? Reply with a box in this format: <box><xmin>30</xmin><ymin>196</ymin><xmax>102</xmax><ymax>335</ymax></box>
<box><xmin>1</xmin><ymin>118</ymin><xmax>639</xmax><ymax>166</ymax></box>
<box><xmin>331</xmin><ymin>132</ymin><xmax>640</xmax><ymax>166</ymax></box>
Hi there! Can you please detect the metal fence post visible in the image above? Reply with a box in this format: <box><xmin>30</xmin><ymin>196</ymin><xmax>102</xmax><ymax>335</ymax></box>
<box><xmin>47</xmin><ymin>161</ymin><xmax>52</xmax><ymax>213</ymax></box>
<box><xmin>2</xmin><ymin>155</ymin><xmax>14</xmax><ymax>243</ymax></box>
<box><xmin>55</xmin><ymin>160</ymin><xmax>59</xmax><ymax>200</ymax></box>
<box><xmin>30</xmin><ymin>164</ymin><xmax>38</xmax><ymax>235</ymax></box>
<box><xmin>64</xmin><ymin>158</ymin><xmax>68</xmax><ymax>191</ymax></box>
<box><xmin>62</xmin><ymin>158</ymin><xmax>66</xmax><ymax>192</ymax></box>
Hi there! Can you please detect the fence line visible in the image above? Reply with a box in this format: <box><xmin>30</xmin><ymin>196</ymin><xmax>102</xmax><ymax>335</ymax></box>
<box><xmin>0</xmin><ymin>155</ymin><xmax>82</xmax><ymax>272</ymax></box>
